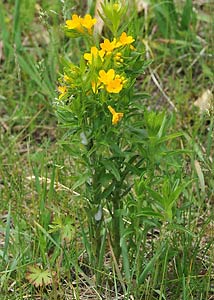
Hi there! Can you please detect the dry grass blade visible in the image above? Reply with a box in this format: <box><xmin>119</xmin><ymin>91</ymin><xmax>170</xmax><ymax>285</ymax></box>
<box><xmin>94</xmin><ymin>0</ymin><xmax>104</xmax><ymax>36</ymax></box>
<box><xmin>194</xmin><ymin>160</ymin><xmax>205</xmax><ymax>193</ymax></box>
<box><xmin>150</xmin><ymin>68</ymin><xmax>178</xmax><ymax>112</ymax></box>
<box><xmin>25</xmin><ymin>175</ymin><xmax>80</xmax><ymax>195</ymax></box>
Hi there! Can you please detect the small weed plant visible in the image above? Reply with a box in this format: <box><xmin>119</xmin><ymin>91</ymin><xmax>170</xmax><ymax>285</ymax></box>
<box><xmin>54</xmin><ymin>0</ymin><xmax>190</xmax><ymax>294</ymax></box>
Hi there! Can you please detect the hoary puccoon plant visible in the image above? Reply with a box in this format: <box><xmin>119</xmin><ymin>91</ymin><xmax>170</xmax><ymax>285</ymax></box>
<box><xmin>55</xmin><ymin>0</ymin><xmax>185</xmax><ymax>284</ymax></box>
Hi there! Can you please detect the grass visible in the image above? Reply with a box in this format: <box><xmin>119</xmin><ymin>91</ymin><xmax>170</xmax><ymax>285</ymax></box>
<box><xmin>0</xmin><ymin>0</ymin><xmax>213</xmax><ymax>299</ymax></box>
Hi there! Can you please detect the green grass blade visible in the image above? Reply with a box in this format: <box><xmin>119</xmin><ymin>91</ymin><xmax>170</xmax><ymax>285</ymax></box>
<box><xmin>34</xmin><ymin>221</ymin><xmax>62</xmax><ymax>251</ymax></box>
<box><xmin>13</xmin><ymin>0</ymin><xmax>21</xmax><ymax>49</ymax></box>
<box><xmin>0</xmin><ymin>3</ymin><xmax>11</xmax><ymax>59</ymax></box>
<box><xmin>120</xmin><ymin>218</ymin><xmax>131</xmax><ymax>282</ymax></box>
<box><xmin>181</xmin><ymin>0</ymin><xmax>193</xmax><ymax>30</ymax></box>
<box><xmin>17</xmin><ymin>53</ymin><xmax>55</xmax><ymax>97</ymax></box>
<box><xmin>3</xmin><ymin>204</ymin><xmax>11</xmax><ymax>261</ymax></box>
<box><xmin>138</xmin><ymin>242</ymin><xmax>167</xmax><ymax>284</ymax></box>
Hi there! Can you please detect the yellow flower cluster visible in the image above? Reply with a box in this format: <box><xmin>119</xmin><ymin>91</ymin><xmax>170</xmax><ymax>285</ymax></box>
<box><xmin>84</xmin><ymin>32</ymin><xmax>134</xmax><ymax>66</ymax></box>
<box><xmin>65</xmin><ymin>14</ymin><xmax>96</xmax><ymax>34</ymax></box>
<box><xmin>100</xmin><ymin>32</ymin><xmax>135</xmax><ymax>52</ymax></box>
<box><xmin>91</xmin><ymin>69</ymin><xmax>126</xmax><ymax>94</ymax></box>
<box><xmin>83</xmin><ymin>31</ymin><xmax>134</xmax><ymax>96</ymax></box>
<box><xmin>59</xmin><ymin>14</ymin><xmax>136</xmax><ymax>125</ymax></box>
<box><xmin>99</xmin><ymin>69</ymin><xmax>123</xmax><ymax>94</ymax></box>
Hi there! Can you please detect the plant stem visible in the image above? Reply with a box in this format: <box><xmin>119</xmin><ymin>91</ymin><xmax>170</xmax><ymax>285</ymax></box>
<box><xmin>112</xmin><ymin>193</ymin><xmax>121</xmax><ymax>262</ymax></box>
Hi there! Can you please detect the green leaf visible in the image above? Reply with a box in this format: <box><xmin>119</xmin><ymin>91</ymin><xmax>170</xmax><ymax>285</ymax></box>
<box><xmin>168</xmin><ymin>180</ymin><xmax>194</xmax><ymax>206</ymax></box>
<box><xmin>157</xmin><ymin>114</ymin><xmax>167</xmax><ymax>138</ymax></box>
<box><xmin>166</xmin><ymin>207</ymin><xmax>173</xmax><ymax>221</ymax></box>
<box><xmin>110</xmin><ymin>143</ymin><xmax>127</xmax><ymax>157</ymax></box>
<box><xmin>100</xmin><ymin>182</ymin><xmax>115</xmax><ymax>199</ymax></box>
<box><xmin>156</xmin><ymin>132</ymin><xmax>183</xmax><ymax>144</ymax></box>
<box><xmin>145</xmin><ymin>187</ymin><xmax>164</xmax><ymax>205</ymax></box>
<box><xmin>102</xmin><ymin>160</ymin><xmax>121</xmax><ymax>181</ymax></box>
<box><xmin>26</xmin><ymin>265</ymin><xmax>54</xmax><ymax>287</ymax></box>
<box><xmin>72</xmin><ymin>174</ymin><xmax>90</xmax><ymax>190</ymax></box>
<box><xmin>136</xmin><ymin>209</ymin><xmax>164</xmax><ymax>220</ymax></box>
<box><xmin>168</xmin><ymin>224</ymin><xmax>196</xmax><ymax>237</ymax></box>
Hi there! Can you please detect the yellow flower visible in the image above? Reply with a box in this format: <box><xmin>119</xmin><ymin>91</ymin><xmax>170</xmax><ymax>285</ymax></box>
<box><xmin>65</xmin><ymin>14</ymin><xmax>96</xmax><ymax>34</ymax></box>
<box><xmin>84</xmin><ymin>47</ymin><xmax>105</xmax><ymax>64</ymax></box>
<box><xmin>81</xmin><ymin>14</ymin><xmax>97</xmax><ymax>33</ymax></box>
<box><xmin>117</xmin><ymin>32</ymin><xmax>135</xmax><ymax>47</ymax></box>
<box><xmin>58</xmin><ymin>86</ymin><xmax>67</xmax><ymax>99</ymax></box>
<box><xmin>100</xmin><ymin>38</ymin><xmax>117</xmax><ymax>54</ymax></box>
<box><xmin>65</xmin><ymin>14</ymin><xmax>83</xmax><ymax>31</ymax></box>
<box><xmin>108</xmin><ymin>105</ymin><xmax>124</xmax><ymax>125</ymax></box>
<box><xmin>98</xmin><ymin>69</ymin><xmax>115</xmax><ymax>85</ymax></box>
<box><xmin>106</xmin><ymin>78</ymin><xmax>123</xmax><ymax>93</ymax></box>
<box><xmin>63</xmin><ymin>75</ymin><xmax>70</xmax><ymax>82</ymax></box>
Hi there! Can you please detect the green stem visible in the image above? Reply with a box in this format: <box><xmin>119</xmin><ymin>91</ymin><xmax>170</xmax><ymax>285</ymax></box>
<box><xmin>85</xmin><ymin>137</ymin><xmax>103</xmax><ymax>276</ymax></box>
<box><xmin>112</xmin><ymin>193</ymin><xmax>121</xmax><ymax>262</ymax></box>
